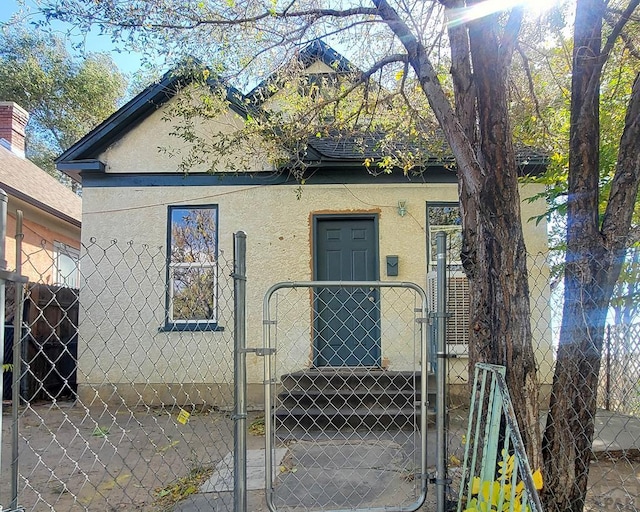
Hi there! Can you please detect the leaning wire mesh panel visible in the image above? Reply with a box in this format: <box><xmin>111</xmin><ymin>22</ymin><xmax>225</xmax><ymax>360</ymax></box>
<box><xmin>9</xmin><ymin>238</ymin><xmax>237</xmax><ymax>511</ymax></box>
<box><xmin>445</xmin><ymin>252</ymin><xmax>640</xmax><ymax>511</ymax></box>
<box><xmin>263</xmin><ymin>282</ymin><xmax>429</xmax><ymax>512</ymax></box>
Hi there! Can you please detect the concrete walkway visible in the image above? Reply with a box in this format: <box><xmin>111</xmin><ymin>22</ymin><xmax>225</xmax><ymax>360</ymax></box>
<box><xmin>175</xmin><ymin>410</ymin><xmax>640</xmax><ymax>512</ymax></box>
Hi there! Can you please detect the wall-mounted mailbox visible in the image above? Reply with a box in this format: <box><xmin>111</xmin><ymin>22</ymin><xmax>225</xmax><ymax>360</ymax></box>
<box><xmin>386</xmin><ymin>255</ymin><xmax>399</xmax><ymax>276</ymax></box>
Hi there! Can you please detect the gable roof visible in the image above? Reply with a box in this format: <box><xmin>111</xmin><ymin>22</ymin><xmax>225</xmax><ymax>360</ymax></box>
<box><xmin>57</xmin><ymin>41</ymin><xmax>352</xmax><ymax>175</ymax></box>
<box><xmin>56</xmin><ymin>70</ymin><xmax>248</xmax><ymax>171</ymax></box>
<box><xmin>246</xmin><ymin>40</ymin><xmax>358</xmax><ymax>104</ymax></box>
<box><xmin>57</xmin><ymin>41</ymin><xmax>547</xmax><ymax>181</ymax></box>
<box><xmin>0</xmin><ymin>145</ymin><xmax>81</xmax><ymax>227</ymax></box>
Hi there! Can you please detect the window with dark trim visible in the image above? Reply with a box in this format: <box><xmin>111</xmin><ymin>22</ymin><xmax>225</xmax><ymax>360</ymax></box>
<box><xmin>163</xmin><ymin>205</ymin><xmax>220</xmax><ymax>331</ymax></box>
<box><xmin>427</xmin><ymin>202</ymin><xmax>463</xmax><ymax>270</ymax></box>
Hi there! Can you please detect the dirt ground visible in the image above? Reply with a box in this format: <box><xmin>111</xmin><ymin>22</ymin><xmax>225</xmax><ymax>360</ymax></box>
<box><xmin>1</xmin><ymin>404</ymin><xmax>639</xmax><ymax>512</ymax></box>
<box><xmin>1</xmin><ymin>403</ymin><xmax>261</xmax><ymax>512</ymax></box>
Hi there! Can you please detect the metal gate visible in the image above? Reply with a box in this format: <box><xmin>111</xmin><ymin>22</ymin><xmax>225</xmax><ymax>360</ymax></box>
<box><xmin>262</xmin><ymin>281</ymin><xmax>430</xmax><ymax>512</ymax></box>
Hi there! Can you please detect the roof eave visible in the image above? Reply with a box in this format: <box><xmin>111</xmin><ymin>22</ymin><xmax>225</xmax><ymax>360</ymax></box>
<box><xmin>56</xmin><ymin>73</ymin><xmax>188</xmax><ymax>165</ymax></box>
<box><xmin>0</xmin><ymin>183</ymin><xmax>81</xmax><ymax>228</ymax></box>
<box><xmin>57</xmin><ymin>160</ymin><xmax>106</xmax><ymax>185</ymax></box>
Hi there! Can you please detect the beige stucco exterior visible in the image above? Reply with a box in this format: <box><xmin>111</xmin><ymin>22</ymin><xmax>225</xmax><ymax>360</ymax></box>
<box><xmin>77</xmin><ymin>118</ymin><xmax>553</xmax><ymax>406</ymax></box>
<box><xmin>70</xmin><ymin>73</ymin><xmax>554</xmax><ymax>407</ymax></box>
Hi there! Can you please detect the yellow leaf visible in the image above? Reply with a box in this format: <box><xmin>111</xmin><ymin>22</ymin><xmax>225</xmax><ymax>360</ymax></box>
<box><xmin>532</xmin><ymin>469</ymin><xmax>543</xmax><ymax>490</ymax></box>
<box><xmin>98</xmin><ymin>473</ymin><xmax>131</xmax><ymax>492</ymax></box>
<box><xmin>395</xmin><ymin>70</ymin><xmax>404</xmax><ymax>81</ymax></box>
<box><xmin>498</xmin><ymin>454</ymin><xmax>515</xmax><ymax>479</ymax></box>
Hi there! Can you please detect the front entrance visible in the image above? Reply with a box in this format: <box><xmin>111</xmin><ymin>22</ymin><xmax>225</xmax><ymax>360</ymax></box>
<box><xmin>313</xmin><ymin>216</ymin><xmax>381</xmax><ymax>366</ymax></box>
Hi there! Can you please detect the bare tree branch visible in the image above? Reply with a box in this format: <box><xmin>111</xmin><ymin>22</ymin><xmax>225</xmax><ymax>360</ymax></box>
<box><xmin>516</xmin><ymin>43</ymin><xmax>548</xmax><ymax>136</ymax></box>
<box><xmin>50</xmin><ymin>6</ymin><xmax>381</xmax><ymax>31</ymax></box>
<box><xmin>602</xmin><ymin>73</ymin><xmax>640</xmax><ymax>249</ymax></box>
<box><xmin>604</xmin><ymin>10</ymin><xmax>640</xmax><ymax>60</ymax></box>
<box><xmin>584</xmin><ymin>0</ymin><xmax>640</xmax><ymax>102</ymax></box>
<box><xmin>372</xmin><ymin>0</ymin><xmax>484</xmax><ymax>192</ymax></box>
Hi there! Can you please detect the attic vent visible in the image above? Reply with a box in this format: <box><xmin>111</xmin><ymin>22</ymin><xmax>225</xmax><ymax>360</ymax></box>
<box><xmin>427</xmin><ymin>271</ymin><xmax>470</xmax><ymax>346</ymax></box>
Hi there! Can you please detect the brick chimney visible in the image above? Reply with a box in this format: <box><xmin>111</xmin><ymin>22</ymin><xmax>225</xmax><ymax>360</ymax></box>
<box><xmin>0</xmin><ymin>102</ymin><xmax>29</xmax><ymax>158</ymax></box>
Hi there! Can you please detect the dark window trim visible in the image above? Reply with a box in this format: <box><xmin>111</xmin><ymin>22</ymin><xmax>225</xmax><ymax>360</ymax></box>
<box><xmin>164</xmin><ymin>204</ymin><xmax>221</xmax><ymax>331</ymax></box>
<box><xmin>426</xmin><ymin>201</ymin><xmax>463</xmax><ymax>272</ymax></box>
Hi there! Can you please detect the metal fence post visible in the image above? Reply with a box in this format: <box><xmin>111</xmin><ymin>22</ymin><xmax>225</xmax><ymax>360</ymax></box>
<box><xmin>435</xmin><ymin>231</ymin><xmax>449</xmax><ymax>512</ymax></box>
<box><xmin>605</xmin><ymin>324</ymin><xmax>611</xmax><ymax>411</ymax></box>
<box><xmin>233</xmin><ymin>231</ymin><xmax>248</xmax><ymax>512</ymax></box>
<box><xmin>0</xmin><ymin>188</ymin><xmax>7</xmax><ymax>510</ymax></box>
<box><xmin>11</xmin><ymin>211</ymin><xmax>25</xmax><ymax>511</ymax></box>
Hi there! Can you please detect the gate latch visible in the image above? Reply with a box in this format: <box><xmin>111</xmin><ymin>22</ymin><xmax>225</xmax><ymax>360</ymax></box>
<box><xmin>240</xmin><ymin>347</ymin><xmax>276</xmax><ymax>356</ymax></box>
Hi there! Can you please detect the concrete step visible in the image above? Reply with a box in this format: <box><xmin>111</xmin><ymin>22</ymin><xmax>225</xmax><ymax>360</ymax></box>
<box><xmin>278</xmin><ymin>389</ymin><xmax>429</xmax><ymax>410</ymax></box>
<box><xmin>274</xmin><ymin>405</ymin><xmax>432</xmax><ymax>431</ymax></box>
<box><xmin>280</xmin><ymin>369</ymin><xmax>434</xmax><ymax>392</ymax></box>
<box><xmin>275</xmin><ymin>369</ymin><xmax>435</xmax><ymax>431</ymax></box>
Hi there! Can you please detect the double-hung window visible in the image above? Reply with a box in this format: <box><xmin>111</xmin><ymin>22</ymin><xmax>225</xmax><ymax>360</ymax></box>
<box><xmin>427</xmin><ymin>202</ymin><xmax>469</xmax><ymax>349</ymax></box>
<box><xmin>166</xmin><ymin>205</ymin><xmax>220</xmax><ymax>331</ymax></box>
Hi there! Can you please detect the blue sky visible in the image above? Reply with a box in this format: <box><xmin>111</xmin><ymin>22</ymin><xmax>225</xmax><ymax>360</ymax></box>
<box><xmin>1</xmin><ymin>0</ymin><xmax>145</xmax><ymax>75</ymax></box>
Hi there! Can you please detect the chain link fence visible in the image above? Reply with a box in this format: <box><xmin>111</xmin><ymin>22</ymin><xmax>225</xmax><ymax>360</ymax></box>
<box><xmin>600</xmin><ymin>323</ymin><xmax>640</xmax><ymax>417</ymax></box>
<box><xmin>442</xmin><ymin>252</ymin><xmax>640</xmax><ymax>512</ymax></box>
<box><xmin>262</xmin><ymin>281</ymin><xmax>429</xmax><ymax>512</ymax></box>
<box><xmin>2</xmin><ymin>234</ymin><xmax>241</xmax><ymax>512</ymax></box>
<box><xmin>2</xmin><ymin>224</ymin><xmax>640</xmax><ymax>511</ymax></box>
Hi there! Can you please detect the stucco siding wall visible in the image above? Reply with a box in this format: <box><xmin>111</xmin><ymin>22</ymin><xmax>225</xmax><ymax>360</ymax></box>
<box><xmin>77</xmin><ymin>180</ymin><xmax>552</xmax><ymax>405</ymax></box>
<box><xmin>99</xmin><ymin>96</ymin><xmax>274</xmax><ymax>174</ymax></box>
<box><xmin>5</xmin><ymin>203</ymin><xmax>80</xmax><ymax>285</ymax></box>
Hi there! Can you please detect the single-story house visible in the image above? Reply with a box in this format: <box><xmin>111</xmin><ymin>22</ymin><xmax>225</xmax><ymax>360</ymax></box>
<box><xmin>56</xmin><ymin>42</ymin><xmax>553</xmax><ymax>408</ymax></box>
<box><xmin>0</xmin><ymin>101</ymin><xmax>81</xmax><ymax>287</ymax></box>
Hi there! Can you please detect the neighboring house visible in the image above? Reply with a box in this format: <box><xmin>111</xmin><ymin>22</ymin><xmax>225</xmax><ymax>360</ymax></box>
<box><xmin>57</xmin><ymin>42</ymin><xmax>553</xmax><ymax>407</ymax></box>
<box><xmin>0</xmin><ymin>102</ymin><xmax>81</xmax><ymax>287</ymax></box>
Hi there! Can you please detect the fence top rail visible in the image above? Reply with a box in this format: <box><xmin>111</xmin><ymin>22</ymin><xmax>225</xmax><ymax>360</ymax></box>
<box><xmin>264</xmin><ymin>279</ymin><xmax>427</xmax><ymax>294</ymax></box>
<box><xmin>262</xmin><ymin>280</ymin><xmax>428</xmax><ymax>318</ymax></box>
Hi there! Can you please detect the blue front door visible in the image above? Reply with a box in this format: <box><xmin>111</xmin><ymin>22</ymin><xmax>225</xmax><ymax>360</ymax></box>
<box><xmin>314</xmin><ymin>217</ymin><xmax>381</xmax><ymax>367</ymax></box>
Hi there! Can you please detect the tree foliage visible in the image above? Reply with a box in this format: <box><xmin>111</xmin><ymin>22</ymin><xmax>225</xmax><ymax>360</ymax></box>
<box><xmin>0</xmin><ymin>24</ymin><xmax>128</xmax><ymax>183</ymax></box>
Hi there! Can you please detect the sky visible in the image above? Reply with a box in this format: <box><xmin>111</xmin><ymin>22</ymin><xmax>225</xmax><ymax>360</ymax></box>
<box><xmin>1</xmin><ymin>0</ymin><xmax>145</xmax><ymax>75</ymax></box>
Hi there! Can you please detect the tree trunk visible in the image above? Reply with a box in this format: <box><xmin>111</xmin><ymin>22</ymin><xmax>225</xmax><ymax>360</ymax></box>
<box><xmin>542</xmin><ymin>0</ymin><xmax>640</xmax><ymax>501</ymax></box>
<box><xmin>375</xmin><ymin>0</ymin><xmax>540</xmax><ymax>467</ymax></box>
<box><xmin>463</xmin><ymin>9</ymin><xmax>541</xmax><ymax>470</ymax></box>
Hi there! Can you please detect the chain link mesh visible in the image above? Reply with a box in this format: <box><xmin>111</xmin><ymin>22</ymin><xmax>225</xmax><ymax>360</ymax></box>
<box><xmin>2</xmin><ymin>241</ymin><xmax>640</xmax><ymax>511</ymax></box>
<box><xmin>2</xmin><ymin>238</ymin><xmax>237</xmax><ymax>512</ymax></box>
<box><xmin>444</xmin><ymin>253</ymin><xmax>640</xmax><ymax>512</ymax></box>
<box><xmin>263</xmin><ymin>283</ymin><xmax>428</xmax><ymax>512</ymax></box>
